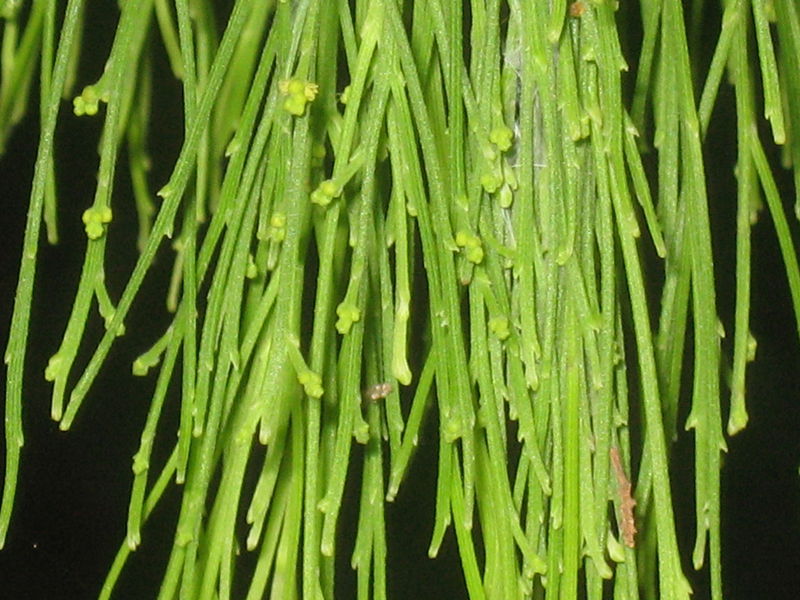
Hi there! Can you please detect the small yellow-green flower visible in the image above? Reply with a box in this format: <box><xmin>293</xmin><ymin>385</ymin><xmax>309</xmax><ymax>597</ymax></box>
<box><xmin>269</xmin><ymin>212</ymin><xmax>286</xmax><ymax>241</ymax></box>
<box><xmin>455</xmin><ymin>230</ymin><xmax>484</xmax><ymax>264</ymax></box>
<box><xmin>489</xmin><ymin>316</ymin><xmax>511</xmax><ymax>341</ymax></box>
<box><xmin>279</xmin><ymin>78</ymin><xmax>319</xmax><ymax>116</ymax></box>
<box><xmin>73</xmin><ymin>85</ymin><xmax>108</xmax><ymax>116</ymax></box>
<box><xmin>246</xmin><ymin>254</ymin><xmax>258</xmax><ymax>279</ymax></box>
<box><xmin>489</xmin><ymin>125</ymin><xmax>514</xmax><ymax>152</ymax></box>
<box><xmin>298</xmin><ymin>370</ymin><xmax>324</xmax><ymax>399</ymax></box>
<box><xmin>311</xmin><ymin>179</ymin><xmax>341</xmax><ymax>206</ymax></box>
<box><xmin>82</xmin><ymin>205</ymin><xmax>113</xmax><ymax>240</ymax></box>
<box><xmin>335</xmin><ymin>301</ymin><xmax>361</xmax><ymax>334</ymax></box>
<box><xmin>480</xmin><ymin>171</ymin><xmax>503</xmax><ymax>194</ymax></box>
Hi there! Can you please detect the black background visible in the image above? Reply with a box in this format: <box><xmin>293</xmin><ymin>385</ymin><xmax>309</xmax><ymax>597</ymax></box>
<box><xmin>2</xmin><ymin>2</ymin><xmax>800</xmax><ymax>598</ymax></box>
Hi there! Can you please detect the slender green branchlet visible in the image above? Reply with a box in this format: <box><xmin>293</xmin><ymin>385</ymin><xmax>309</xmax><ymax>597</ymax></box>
<box><xmin>2</xmin><ymin>2</ymin><xmax>800</xmax><ymax>598</ymax></box>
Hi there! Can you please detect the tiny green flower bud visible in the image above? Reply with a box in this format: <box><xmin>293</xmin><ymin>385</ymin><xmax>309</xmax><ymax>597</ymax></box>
<box><xmin>455</xmin><ymin>230</ymin><xmax>483</xmax><ymax>263</ymax></box>
<box><xmin>335</xmin><ymin>302</ymin><xmax>361</xmax><ymax>334</ymax></box>
<box><xmin>498</xmin><ymin>184</ymin><xmax>514</xmax><ymax>208</ymax></box>
<box><xmin>311</xmin><ymin>143</ymin><xmax>327</xmax><ymax>167</ymax></box>
<box><xmin>311</xmin><ymin>180</ymin><xmax>341</xmax><ymax>206</ymax></box>
<box><xmin>280</xmin><ymin>79</ymin><xmax>319</xmax><ymax>116</ymax></box>
<box><xmin>73</xmin><ymin>85</ymin><xmax>102</xmax><ymax>116</ymax></box>
<box><xmin>489</xmin><ymin>316</ymin><xmax>511</xmax><ymax>341</ymax></box>
<box><xmin>82</xmin><ymin>206</ymin><xmax>113</xmax><ymax>239</ymax></box>
<box><xmin>298</xmin><ymin>370</ymin><xmax>324</xmax><ymax>398</ymax></box>
<box><xmin>283</xmin><ymin>94</ymin><xmax>308</xmax><ymax>116</ymax></box>
<box><xmin>303</xmin><ymin>82</ymin><xmax>319</xmax><ymax>101</ymax></box>
<box><xmin>489</xmin><ymin>125</ymin><xmax>514</xmax><ymax>152</ymax></box>
<box><xmin>270</xmin><ymin>213</ymin><xmax>286</xmax><ymax>228</ymax></box>
<box><xmin>311</xmin><ymin>189</ymin><xmax>331</xmax><ymax>206</ymax></box>
<box><xmin>465</xmin><ymin>244</ymin><xmax>484</xmax><ymax>264</ymax></box>
<box><xmin>481</xmin><ymin>171</ymin><xmax>503</xmax><ymax>194</ymax></box>
<box><xmin>246</xmin><ymin>255</ymin><xmax>258</xmax><ymax>279</ymax></box>
<box><xmin>44</xmin><ymin>353</ymin><xmax>64</xmax><ymax>382</ymax></box>
<box><xmin>319</xmin><ymin>179</ymin><xmax>339</xmax><ymax>197</ymax></box>
<box><xmin>269</xmin><ymin>212</ymin><xmax>286</xmax><ymax>241</ymax></box>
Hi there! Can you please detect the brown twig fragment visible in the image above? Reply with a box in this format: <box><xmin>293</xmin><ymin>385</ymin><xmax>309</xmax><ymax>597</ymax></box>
<box><xmin>610</xmin><ymin>446</ymin><xmax>637</xmax><ymax>548</ymax></box>
<box><xmin>569</xmin><ymin>1</ymin><xmax>586</xmax><ymax>18</ymax></box>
